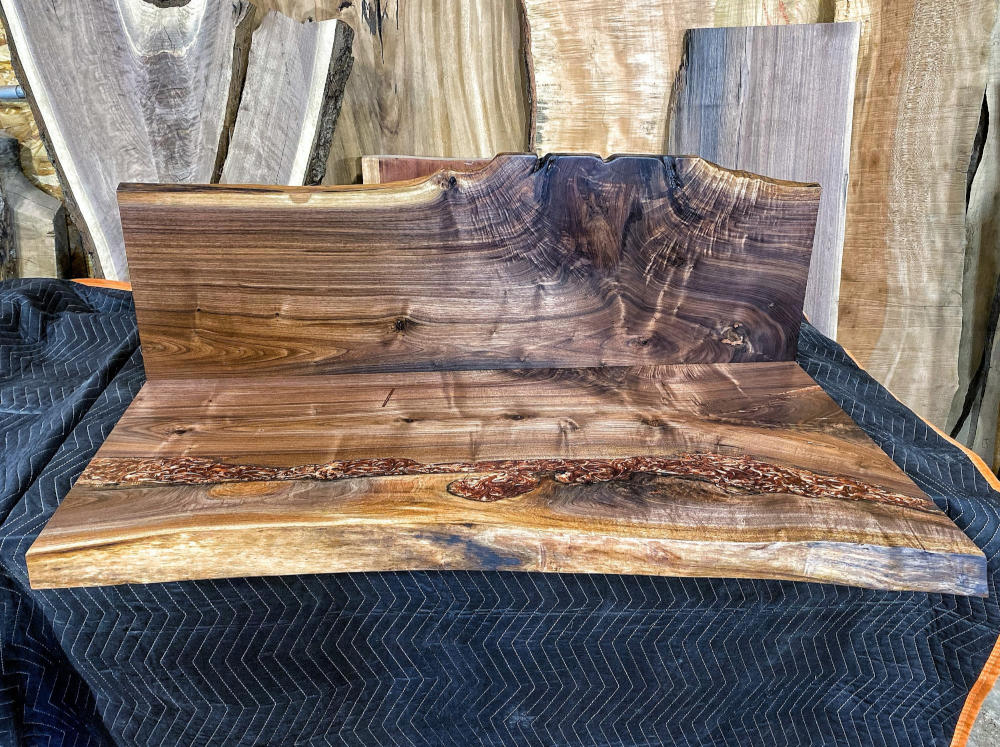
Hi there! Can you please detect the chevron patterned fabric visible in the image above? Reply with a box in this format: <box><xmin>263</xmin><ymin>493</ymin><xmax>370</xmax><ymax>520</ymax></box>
<box><xmin>2</xmin><ymin>278</ymin><xmax>999</xmax><ymax>746</ymax></box>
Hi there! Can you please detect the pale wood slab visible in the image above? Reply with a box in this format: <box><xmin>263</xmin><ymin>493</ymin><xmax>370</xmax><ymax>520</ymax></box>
<box><xmin>118</xmin><ymin>155</ymin><xmax>820</xmax><ymax>379</ymax></box>
<box><xmin>0</xmin><ymin>132</ymin><xmax>67</xmax><ymax>278</ymax></box>
<box><xmin>248</xmin><ymin>0</ymin><xmax>529</xmax><ymax>185</ymax></box>
<box><xmin>668</xmin><ymin>23</ymin><xmax>859</xmax><ymax>339</ymax></box>
<box><xmin>28</xmin><ymin>363</ymin><xmax>986</xmax><ymax>592</ymax></box>
<box><xmin>221</xmin><ymin>12</ymin><xmax>353</xmax><ymax>185</ymax></box>
<box><xmin>0</xmin><ymin>0</ymin><xmax>250</xmax><ymax>280</ymax></box>
<box><xmin>834</xmin><ymin>0</ymin><xmax>997</xmax><ymax>425</ymax></box>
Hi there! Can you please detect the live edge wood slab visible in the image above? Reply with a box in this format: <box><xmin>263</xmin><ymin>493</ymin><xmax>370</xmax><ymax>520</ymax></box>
<box><xmin>27</xmin><ymin>155</ymin><xmax>986</xmax><ymax>595</ymax></box>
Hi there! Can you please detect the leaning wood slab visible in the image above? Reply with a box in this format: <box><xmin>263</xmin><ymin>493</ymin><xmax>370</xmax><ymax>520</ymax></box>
<box><xmin>27</xmin><ymin>154</ymin><xmax>986</xmax><ymax>593</ymax></box>
<box><xmin>0</xmin><ymin>0</ymin><xmax>250</xmax><ymax>279</ymax></box>
<box><xmin>121</xmin><ymin>155</ymin><xmax>819</xmax><ymax>379</ymax></box>
<box><xmin>220</xmin><ymin>12</ymin><xmax>353</xmax><ymax>185</ymax></box>
<box><xmin>29</xmin><ymin>363</ymin><xmax>985</xmax><ymax>592</ymax></box>
<box><xmin>668</xmin><ymin>23</ymin><xmax>859</xmax><ymax>339</ymax></box>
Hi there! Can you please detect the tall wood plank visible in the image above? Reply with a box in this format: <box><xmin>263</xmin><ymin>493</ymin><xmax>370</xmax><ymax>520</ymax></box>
<box><xmin>119</xmin><ymin>155</ymin><xmax>820</xmax><ymax>379</ymax></box>
<box><xmin>834</xmin><ymin>0</ymin><xmax>997</xmax><ymax>425</ymax></box>
<box><xmin>221</xmin><ymin>12</ymin><xmax>353</xmax><ymax>185</ymax></box>
<box><xmin>27</xmin><ymin>363</ymin><xmax>986</xmax><ymax>592</ymax></box>
<box><xmin>251</xmin><ymin>0</ymin><xmax>529</xmax><ymax>185</ymax></box>
<box><xmin>667</xmin><ymin>23</ymin><xmax>859</xmax><ymax>338</ymax></box>
<box><xmin>0</xmin><ymin>0</ymin><xmax>250</xmax><ymax>279</ymax></box>
<box><xmin>0</xmin><ymin>133</ymin><xmax>67</xmax><ymax>278</ymax></box>
<box><xmin>951</xmin><ymin>14</ymin><xmax>1000</xmax><ymax>470</ymax></box>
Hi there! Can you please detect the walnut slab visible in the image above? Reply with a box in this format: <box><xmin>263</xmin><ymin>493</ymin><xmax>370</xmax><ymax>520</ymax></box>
<box><xmin>120</xmin><ymin>154</ymin><xmax>819</xmax><ymax>379</ymax></box>
<box><xmin>25</xmin><ymin>155</ymin><xmax>986</xmax><ymax>593</ymax></box>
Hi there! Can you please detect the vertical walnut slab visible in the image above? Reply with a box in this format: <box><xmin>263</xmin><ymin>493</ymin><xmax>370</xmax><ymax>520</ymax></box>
<box><xmin>834</xmin><ymin>0</ymin><xmax>997</xmax><ymax>425</ymax></box>
<box><xmin>221</xmin><ymin>12</ymin><xmax>353</xmax><ymax>185</ymax></box>
<box><xmin>119</xmin><ymin>155</ymin><xmax>820</xmax><ymax>378</ymax></box>
<box><xmin>668</xmin><ymin>23</ymin><xmax>859</xmax><ymax>339</ymax></box>
<box><xmin>0</xmin><ymin>0</ymin><xmax>249</xmax><ymax>279</ymax></box>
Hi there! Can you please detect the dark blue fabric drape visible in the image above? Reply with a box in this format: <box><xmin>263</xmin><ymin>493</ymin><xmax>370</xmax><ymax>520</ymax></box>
<box><xmin>2</xmin><ymin>278</ymin><xmax>999</xmax><ymax>746</ymax></box>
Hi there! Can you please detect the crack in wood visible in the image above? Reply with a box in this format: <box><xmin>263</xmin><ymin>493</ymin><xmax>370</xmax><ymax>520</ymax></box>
<box><xmin>78</xmin><ymin>452</ymin><xmax>937</xmax><ymax>511</ymax></box>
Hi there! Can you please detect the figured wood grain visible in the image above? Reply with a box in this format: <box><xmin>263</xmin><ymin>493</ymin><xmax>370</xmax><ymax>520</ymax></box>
<box><xmin>221</xmin><ymin>12</ymin><xmax>353</xmax><ymax>185</ymax></box>
<box><xmin>834</xmin><ymin>0</ymin><xmax>997</xmax><ymax>425</ymax></box>
<box><xmin>0</xmin><ymin>132</ymin><xmax>68</xmax><ymax>278</ymax></box>
<box><xmin>668</xmin><ymin>23</ymin><xmax>859</xmax><ymax>339</ymax></box>
<box><xmin>28</xmin><ymin>363</ymin><xmax>986</xmax><ymax>592</ymax></box>
<box><xmin>0</xmin><ymin>0</ymin><xmax>249</xmax><ymax>279</ymax></box>
<box><xmin>522</xmin><ymin>0</ymin><xmax>832</xmax><ymax>157</ymax></box>
<box><xmin>361</xmin><ymin>155</ymin><xmax>492</xmax><ymax>184</ymax></box>
<box><xmin>119</xmin><ymin>155</ymin><xmax>820</xmax><ymax>379</ymax></box>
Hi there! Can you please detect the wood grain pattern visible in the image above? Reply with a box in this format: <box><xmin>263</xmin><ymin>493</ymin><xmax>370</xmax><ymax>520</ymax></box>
<box><xmin>522</xmin><ymin>0</ymin><xmax>832</xmax><ymax>157</ymax></box>
<box><xmin>248</xmin><ymin>0</ymin><xmax>529</xmax><ymax>185</ymax></box>
<box><xmin>0</xmin><ymin>0</ymin><xmax>249</xmax><ymax>279</ymax></box>
<box><xmin>834</xmin><ymin>0</ymin><xmax>997</xmax><ymax>425</ymax></box>
<box><xmin>361</xmin><ymin>155</ymin><xmax>492</xmax><ymax>184</ymax></box>
<box><xmin>951</xmin><ymin>15</ymin><xmax>1000</xmax><ymax>470</ymax></box>
<box><xmin>221</xmin><ymin>12</ymin><xmax>353</xmax><ymax>185</ymax></box>
<box><xmin>668</xmin><ymin>23</ymin><xmax>859</xmax><ymax>339</ymax></box>
<box><xmin>119</xmin><ymin>155</ymin><xmax>820</xmax><ymax>379</ymax></box>
<box><xmin>0</xmin><ymin>132</ymin><xmax>68</xmax><ymax>278</ymax></box>
<box><xmin>28</xmin><ymin>363</ymin><xmax>986</xmax><ymax>592</ymax></box>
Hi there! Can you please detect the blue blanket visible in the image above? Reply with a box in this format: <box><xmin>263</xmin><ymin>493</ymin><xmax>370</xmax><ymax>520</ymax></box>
<box><xmin>2</xmin><ymin>278</ymin><xmax>999</xmax><ymax>746</ymax></box>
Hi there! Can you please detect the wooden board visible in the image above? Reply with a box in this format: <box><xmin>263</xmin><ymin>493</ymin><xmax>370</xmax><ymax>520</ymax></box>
<box><xmin>0</xmin><ymin>132</ymin><xmax>67</xmax><ymax>278</ymax></box>
<box><xmin>951</xmin><ymin>14</ymin><xmax>1000</xmax><ymax>469</ymax></box>
<box><xmin>119</xmin><ymin>154</ymin><xmax>820</xmax><ymax>379</ymax></box>
<box><xmin>834</xmin><ymin>0</ymin><xmax>997</xmax><ymax>425</ymax></box>
<box><xmin>0</xmin><ymin>0</ymin><xmax>250</xmax><ymax>279</ymax></box>
<box><xmin>221</xmin><ymin>12</ymin><xmax>353</xmax><ymax>185</ymax></box>
<box><xmin>247</xmin><ymin>0</ymin><xmax>529</xmax><ymax>185</ymax></box>
<box><xmin>667</xmin><ymin>23</ymin><xmax>859</xmax><ymax>339</ymax></box>
<box><xmin>361</xmin><ymin>155</ymin><xmax>492</xmax><ymax>184</ymax></box>
<box><xmin>522</xmin><ymin>0</ymin><xmax>832</xmax><ymax>158</ymax></box>
<box><xmin>27</xmin><ymin>362</ymin><xmax>986</xmax><ymax>592</ymax></box>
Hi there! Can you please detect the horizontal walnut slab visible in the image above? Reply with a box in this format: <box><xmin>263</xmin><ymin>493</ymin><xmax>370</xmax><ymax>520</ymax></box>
<box><xmin>119</xmin><ymin>155</ymin><xmax>820</xmax><ymax>379</ymax></box>
<box><xmin>28</xmin><ymin>363</ymin><xmax>986</xmax><ymax>593</ymax></box>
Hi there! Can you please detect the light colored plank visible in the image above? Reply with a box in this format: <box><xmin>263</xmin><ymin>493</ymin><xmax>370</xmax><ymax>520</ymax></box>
<box><xmin>27</xmin><ymin>363</ymin><xmax>986</xmax><ymax>592</ymax></box>
<box><xmin>0</xmin><ymin>132</ymin><xmax>67</xmax><ymax>278</ymax></box>
<box><xmin>361</xmin><ymin>155</ymin><xmax>492</xmax><ymax>184</ymax></box>
<box><xmin>667</xmin><ymin>23</ymin><xmax>859</xmax><ymax>339</ymax></box>
<box><xmin>221</xmin><ymin>12</ymin><xmax>353</xmax><ymax>185</ymax></box>
<box><xmin>951</xmin><ymin>14</ymin><xmax>1000</xmax><ymax>470</ymax></box>
<box><xmin>0</xmin><ymin>0</ymin><xmax>250</xmax><ymax>279</ymax></box>
<box><xmin>251</xmin><ymin>0</ymin><xmax>529</xmax><ymax>185</ymax></box>
<box><xmin>118</xmin><ymin>155</ymin><xmax>820</xmax><ymax>379</ymax></box>
<box><xmin>834</xmin><ymin>0</ymin><xmax>997</xmax><ymax>425</ymax></box>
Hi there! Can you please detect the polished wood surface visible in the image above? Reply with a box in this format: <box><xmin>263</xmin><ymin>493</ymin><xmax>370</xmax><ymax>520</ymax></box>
<box><xmin>28</xmin><ymin>363</ymin><xmax>986</xmax><ymax>592</ymax></box>
<box><xmin>120</xmin><ymin>154</ymin><xmax>820</xmax><ymax>379</ymax></box>
<box><xmin>668</xmin><ymin>23</ymin><xmax>859</xmax><ymax>339</ymax></box>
